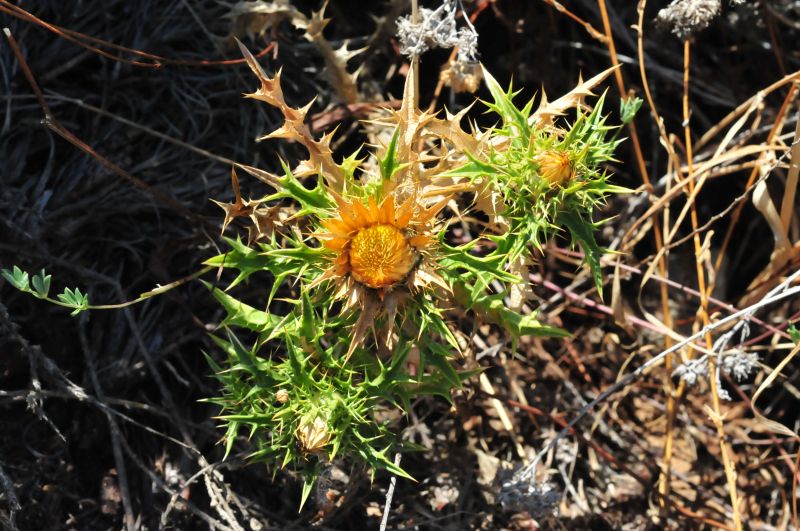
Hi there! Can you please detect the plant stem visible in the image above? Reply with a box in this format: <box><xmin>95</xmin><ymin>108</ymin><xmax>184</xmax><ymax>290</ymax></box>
<box><xmin>682</xmin><ymin>38</ymin><xmax>742</xmax><ymax>531</ymax></box>
<box><xmin>410</xmin><ymin>0</ymin><xmax>419</xmax><ymax>109</ymax></box>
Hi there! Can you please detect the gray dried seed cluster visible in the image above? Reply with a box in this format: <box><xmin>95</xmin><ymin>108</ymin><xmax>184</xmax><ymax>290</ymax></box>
<box><xmin>656</xmin><ymin>0</ymin><xmax>747</xmax><ymax>39</ymax></box>
<box><xmin>396</xmin><ymin>1</ymin><xmax>478</xmax><ymax>61</ymax></box>
<box><xmin>673</xmin><ymin>350</ymin><xmax>760</xmax><ymax>400</ymax></box>
<box><xmin>720</xmin><ymin>350</ymin><xmax>760</xmax><ymax>382</ymax></box>
<box><xmin>656</xmin><ymin>0</ymin><xmax>722</xmax><ymax>39</ymax></box>
<box><xmin>498</xmin><ymin>478</ymin><xmax>560</xmax><ymax>517</ymax></box>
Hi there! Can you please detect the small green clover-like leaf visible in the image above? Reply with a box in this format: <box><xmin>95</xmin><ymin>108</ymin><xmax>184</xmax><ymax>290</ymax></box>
<box><xmin>789</xmin><ymin>324</ymin><xmax>800</xmax><ymax>344</ymax></box>
<box><xmin>31</xmin><ymin>269</ymin><xmax>52</xmax><ymax>299</ymax></box>
<box><xmin>620</xmin><ymin>96</ymin><xmax>643</xmax><ymax>125</ymax></box>
<box><xmin>2</xmin><ymin>266</ymin><xmax>31</xmax><ymax>292</ymax></box>
<box><xmin>57</xmin><ymin>287</ymin><xmax>90</xmax><ymax>316</ymax></box>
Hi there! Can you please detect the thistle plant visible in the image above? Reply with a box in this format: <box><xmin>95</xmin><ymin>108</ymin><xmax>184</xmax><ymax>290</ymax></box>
<box><xmin>450</xmin><ymin>69</ymin><xmax>640</xmax><ymax>297</ymax></box>
<box><xmin>194</xmin><ymin>42</ymin><xmax>579</xmax><ymax>505</ymax></box>
<box><xmin>201</xmin><ymin>39</ymin><xmax>639</xmax><ymax>500</ymax></box>
<box><xmin>1</xmin><ymin>21</ymin><xmax>634</xmax><ymax>511</ymax></box>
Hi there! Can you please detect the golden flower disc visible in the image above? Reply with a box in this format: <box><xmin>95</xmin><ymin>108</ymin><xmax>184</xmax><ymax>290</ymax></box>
<box><xmin>349</xmin><ymin>224</ymin><xmax>415</xmax><ymax>289</ymax></box>
<box><xmin>536</xmin><ymin>150</ymin><xmax>573</xmax><ymax>186</ymax></box>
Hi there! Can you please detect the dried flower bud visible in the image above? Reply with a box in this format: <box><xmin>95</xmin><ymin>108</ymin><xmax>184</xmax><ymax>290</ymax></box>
<box><xmin>673</xmin><ymin>350</ymin><xmax>760</xmax><ymax>401</ymax></box>
<box><xmin>275</xmin><ymin>389</ymin><xmax>289</xmax><ymax>404</ymax></box>
<box><xmin>224</xmin><ymin>0</ymin><xmax>295</xmax><ymax>44</ymax></box>
<box><xmin>440</xmin><ymin>60</ymin><xmax>483</xmax><ymax>94</ymax></box>
<box><xmin>535</xmin><ymin>150</ymin><xmax>574</xmax><ymax>186</ymax></box>
<box><xmin>296</xmin><ymin>416</ymin><xmax>331</xmax><ymax>455</ymax></box>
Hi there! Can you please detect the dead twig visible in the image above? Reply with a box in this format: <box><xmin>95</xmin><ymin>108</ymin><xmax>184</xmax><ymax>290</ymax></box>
<box><xmin>77</xmin><ymin>321</ymin><xmax>137</xmax><ymax>531</ymax></box>
<box><xmin>379</xmin><ymin>452</ymin><xmax>402</xmax><ymax>531</ymax></box>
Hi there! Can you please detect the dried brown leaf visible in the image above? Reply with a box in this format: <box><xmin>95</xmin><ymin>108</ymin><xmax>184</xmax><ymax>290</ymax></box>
<box><xmin>238</xmin><ymin>41</ymin><xmax>345</xmax><ymax>191</ymax></box>
<box><xmin>530</xmin><ymin>66</ymin><xmax>619</xmax><ymax>126</ymax></box>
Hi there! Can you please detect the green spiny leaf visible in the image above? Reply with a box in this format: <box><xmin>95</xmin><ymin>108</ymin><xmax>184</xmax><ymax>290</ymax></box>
<box><xmin>379</xmin><ymin>127</ymin><xmax>401</xmax><ymax>182</ymax></box>
<box><xmin>559</xmin><ymin>210</ymin><xmax>606</xmax><ymax>298</ymax></box>
<box><xmin>481</xmin><ymin>65</ymin><xmax>530</xmax><ymax>139</ymax></box>
<box><xmin>204</xmin><ymin>237</ymin><xmax>273</xmax><ymax>289</ymax></box>
<box><xmin>274</xmin><ymin>160</ymin><xmax>334</xmax><ymax>215</ymax></box>
<box><xmin>203</xmin><ymin>281</ymin><xmax>282</xmax><ymax>333</ymax></box>
<box><xmin>299</xmin><ymin>467</ymin><xmax>317</xmax><ymax>511</ymax></box>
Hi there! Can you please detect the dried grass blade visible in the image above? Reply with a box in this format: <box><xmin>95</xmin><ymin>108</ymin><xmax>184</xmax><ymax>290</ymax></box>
<box><xmin>751</xmin><ymin>343</ymin><xmax>800</xmax><ymax>437</ymax></box>
<box><xmin>779</xmin><ymin>115</ymin><xmax>800</xmax><ymax>235</ymax></box>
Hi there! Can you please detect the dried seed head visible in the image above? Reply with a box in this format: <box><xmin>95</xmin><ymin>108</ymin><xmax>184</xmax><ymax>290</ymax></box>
<box><xmin>296</xmin><ymin>416</ymin><xmax>331</xmax><ymax>455</ymax></box>
<box><xmin>224</xmin><ymin>0</ymin><xmax>296</xmax><ymax>43</ymax></box>
<box><xmin>454</xmin><ymin>26</ymin><xmax>478</xmax><ymax>62</ymax></box>
<box><xmin>656</xmin><ymin>0</ymin><xmax>721</xmax><ymax>40</ymax></box>
<box><xmin>535</xmin><ymin>150</ymin><xmax>574</xmax><ymax>186</ymax></box>
<box><xmin>275</xmin><ymin>389</ymin><xmax>289</xmax><ymax>404</ymax></box>
<box><xmin>673</xmin><ymin>350</ymin><xmax>760</xmax><ymax>401</ymax></box>
<box><xmin>396</xmin><ymin>1</ymin><xmax>478</xmax><ymax>60</ymax></box>
<box><xmin>720</xmin><ymin>350</ymin><xmax>759</xmax><ymax>382</ymax></box>
<box><xmin>440</xmin><ymin>60</ymin><xmax>483</xmax><ymax>94</ymax></box>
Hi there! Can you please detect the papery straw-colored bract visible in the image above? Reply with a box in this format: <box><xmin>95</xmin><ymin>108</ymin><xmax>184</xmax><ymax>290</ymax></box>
<box><xmin>296</xmin><ymin>415</ymin><xmax>331</xmax><ymax>455</ymax></box>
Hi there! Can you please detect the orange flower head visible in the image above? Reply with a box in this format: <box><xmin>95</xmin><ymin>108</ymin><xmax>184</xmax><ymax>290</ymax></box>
<box><xmin>535</xmin><ymin>149</ymin><xmax>574</xmax><ymax>186</ymax></box>
<box><xmin>318</xmin><ymin>192</ymin><xmax>437</xmax><ymax>290</ymax></box>
<box><xmin>314</xmin><ymin>190</ymin><xmax>450</xmax><ymax>359</ymax></box>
